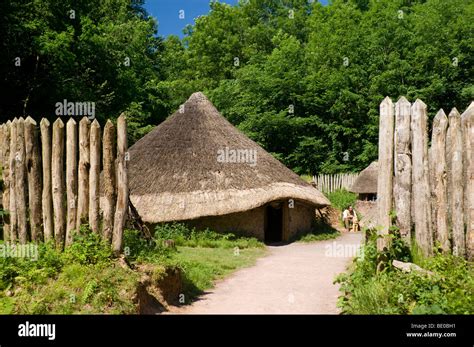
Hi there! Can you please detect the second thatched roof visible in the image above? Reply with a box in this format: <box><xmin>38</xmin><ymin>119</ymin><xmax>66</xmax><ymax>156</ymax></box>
<box><xmin>128</xmin><ymin>92</ymin><xmax>329</xmax><ymax>223</ymax></box>
<box><xmin>350</xmin><ymin>161</ymin><xmax>378</xmax><ymax>194</ymax></box>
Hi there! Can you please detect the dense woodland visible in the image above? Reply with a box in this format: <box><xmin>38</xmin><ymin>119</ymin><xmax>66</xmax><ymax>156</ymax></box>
<box><xmin>1</xmin><ymin>0</ymin><xmax>472</xmax><ymax>174</ymax></box>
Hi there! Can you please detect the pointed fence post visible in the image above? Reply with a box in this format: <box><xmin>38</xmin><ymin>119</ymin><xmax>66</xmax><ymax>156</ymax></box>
<box><xmin>9</xmin><ymin>119</ymin><xmax>17</xmax><ymax>242</ymax></box>
<box><xmin>2</xmin><ymin>122</ymin><xmax>11</xmax><ymax>241</ymax></box>
<box><xmin>15</xmin><ymin>117</ymin><xmax>28</xmax><ymax>244</ymax></box>
<box><xmin>377</xmin><ymin>97</ymin><xmax>395</xmax><ymax>251</ymax></box>
<box><xmin>102</xmin><ymin>120</ymin><xmax>116</xmax><ymax>243</ymax></box>
<box><xmin>66</xmin><ymin>118</ymin><xmax>78</xmax><ymax>246</ymax></box>
<box><xmin>430</xmin><ymin>110</ymin><xmax>449</xmax><ymax>252</ymax></box>
<box><xmin>40</xmin><ymin>118</ymin><xmax>54</xmax><ymax>242</ymax></box>
<box><xmin>393</xmin><ymin>97</ymin><xmax>412</xmax><ymax>245</ymax></box>
<box><xmin>112</xmin><ymin>114</ymin><xmax>128</xmax><ymax>254</ymax></box>
<box><xmin>411</xmin><ymin>100</ymin><xmax>433</xmax><ymax>256</ymax></box>
<box><xmin>77</xmin><ymin>117</ymin><xmax>90</xmax><ymax>230</ymax></box>
<box><xmin>461</xmin><ymin>102</ymin><xmax>474</xmax><ymax>260</ymax></box>
<box><xmin>447</xmin><ymin>109</ymin><xmax>465</xmax><ymax>257</ymax></box>
<box><xmin>25</xmin><ymin>117</ymin><xmax>43</xmax><ymax>242</ymax></box>
<box><xmin>52</xmin><ymin>119</ymin><xmax>65</xmax><ymax>249</ymax></box>
<box><xmin>89</xmin><ymin>119</ymin><xmax>101</xmax><ymax>233</ymax></box>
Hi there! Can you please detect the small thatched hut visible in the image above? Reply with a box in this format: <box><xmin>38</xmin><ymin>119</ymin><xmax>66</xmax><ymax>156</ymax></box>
<box><xmin>350</xmin><ymin>161</ymin><xmax>378</xmax><ymax>200</ymax></box>
<box><xmin>128</xmin><ymin>92</ymin><xmax>329</xmax><ymax>242</ymax></box>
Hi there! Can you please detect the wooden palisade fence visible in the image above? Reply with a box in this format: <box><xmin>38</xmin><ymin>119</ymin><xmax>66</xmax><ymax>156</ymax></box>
<box><xmin>313</xmin><ymin>173</ymin><xmax>359</xmax><ymax>194</ymax></box>
<box><xmin>0</xmin><ymin>115</ymin><xmax>128</xmax><ymax>253</ymax></box>
<box><xmin>377</xmin><ymin>97</ymin><xmax>474</xmax><ymax>260</ymax></box>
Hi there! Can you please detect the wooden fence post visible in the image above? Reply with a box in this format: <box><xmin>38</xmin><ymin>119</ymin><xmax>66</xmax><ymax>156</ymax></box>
<box><xmin>9</xmin><ymin>119</ymin><xmax>17</xmax><ymax>242</ymax></box>
<box><xmin>25</xmin><ymin>117</ymin><xmax>43</xmax><ymax>242</ymax></box>
<box><xmin>461</xmin><ymin>102</ymin><xmax>474</xmax><ymax>260</ymax></box>
<box><xmin>77</xmin><ymin>117</ymin><xmax>90</xmax><ymax>230</ymax></box>
<box><xmin>411</xmin><ymin>99</ymin><xmax>433</xmax><ymax>256</ymax></box>
<box><xmin>40</xmin><ymin>118</ymin><xmax>54</xmax><ymax>242</ymax></box>
<box><xmin>89</xmin><ymin>119</ymin><xmax>101</xmax><ymax>233</ymax></box>
<box><xmin>65</xmin><ymin>118</ymin><xmax>78</xmax><ymax>246</ymax></box>
<box><xmin>102</xmin><ymin>120</ymin><xmax>116</xmax><ymax>242</ymax></box>
<box><xmin>448</xmin><ymin>108</ymin><xmax>465</xmax><ymax>257</ymax></box>
<box><xmin>15</xmin><ymin>117</ymin><xmax>28</xmax><ymax>244</ymax></box>
<box><xmin>2</xmin><ymin>122</ymin><xmax>11</xmax><ymax>241</ymax></box>
<box><xmin>377</xmin><ymin>97</ymin><xmax>394</xmax><ymax>251</ymax></box>
<box><xmin>52</xmin><ymin>119</ymin><xmax>65</xmax><ymax>249</ymax></box>
<box><xmin>393</xmin><ymin>97</ymin><xmax>412</xmax><ymax>245</ymax></box>
<box><xmin>430</xmin><ymin>110</ymin><xmax>449</xmax><ymax>252</ymax></box>
<box><xmin>112</xmin><ymin>114</ymin><xmax>128</xmax><ymax>254</ymax></box>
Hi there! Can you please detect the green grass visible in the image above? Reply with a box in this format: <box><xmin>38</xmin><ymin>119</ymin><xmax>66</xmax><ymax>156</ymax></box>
<box><xmin>4</xmin><ymin>263</ymin><xmax>139</xmax><ymax>314</ymax></box>
<box><xmin>336</xmin><ymin>230</ymin><xmax>474</xmax><ymax>314</ymax></box>
<box><xmin>0</xmin><ymin>224</ymin><xmax>267</xmax><ymax>313</ymax></box>
<box><xmin>171</xmin><ymin>246</ymin><xmax>266</xmax><ymax>301</ymax></box>
<box><xmin>291</xmin><ymin>214</ymin><xmax>341</xmax><ymax>243</ymax></box>
<box><xmin>0</xmin><ymin>227</ymin><xmax>139</xmax><ymax>314</ymax></box>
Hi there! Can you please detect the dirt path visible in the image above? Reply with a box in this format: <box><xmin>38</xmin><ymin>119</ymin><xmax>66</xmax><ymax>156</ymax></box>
<box><xmin>170</xmin><ymin>232</ymin><xmax>363</xmax><ymax>314</ymax></box>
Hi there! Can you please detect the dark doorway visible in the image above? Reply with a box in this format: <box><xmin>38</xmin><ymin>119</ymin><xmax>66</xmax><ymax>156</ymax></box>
<box><xmin>265</xmin><ymin>204</ymin><xmax>283</xmax><ymax>243</ymax></box>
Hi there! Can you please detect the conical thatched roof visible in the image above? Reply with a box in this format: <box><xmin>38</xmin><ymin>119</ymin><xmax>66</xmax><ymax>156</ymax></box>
<box><xmin>128</xmin><ymin>92</ymin><xmax>329</xmax><ymax>223</ymax></box>
<box><xmin>350</xmin><ymin>161</ymin><xmax>378</xmax><ymax>194</ymax></box>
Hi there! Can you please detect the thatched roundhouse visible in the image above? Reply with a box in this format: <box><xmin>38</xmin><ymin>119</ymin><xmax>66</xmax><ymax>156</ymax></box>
<box><xmin>128</xmin><ymin>92</ymin><xmax>329</xmax><ymax>242</ymax></box>
<box><xmin>350</xmin><ymin>161</ymin><xmax>378</xmax><ymax>200</ymax></box>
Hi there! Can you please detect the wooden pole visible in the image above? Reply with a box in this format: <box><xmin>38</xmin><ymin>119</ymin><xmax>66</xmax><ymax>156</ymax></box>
<box><xmin>448</xmin><ymin>108</ymin><xmax>465</xmax><ymax>257</ymax></box>
<box><xmin>65</xmin><ymin>118</ymin><xmax>78</xmax><ymax>246</ymax></box>
<box><xmin>377</xmin><ymin>97</ymin><xmax>395</xmax><ymax>251</ymax></box>
<box><xmin>430</xmin><ymin>110</ymin><xmax>449</xmax><ymax>252</ymax></box>
<box><xmin>15</xmin><ymin>117</ymin><xmax>28</xmax><ymax>244</ymax></box>
<box><xmin>24</xmin><ymin>117</ymin><xmax>43</xmax><ymax>242</ymax></box>
<box><xmin>411</xmin><ymin>99</ymin><xmax>433</xmax><ymax>256</ymax></box>
<box><xmin>393</xmin><ymin>97</ymin><xmax>412</xmax><ymax>245</ymax></box>
<box><xmin>461</xmin><ymin>102</ymin><xmax>474</xmax><ymax>260</ymax></box>
<box><xmin>52</xmin><ymin>119</ymin><xmax>65</xmax><ymax>249</ymax></box>
<box><xmin>9</xmin><ymin>119</ymin><xmax>17</xmax><ymax>242</ymax></box>
<box><xmin>89</xmin><ymin>119</ymin><xmax>101</xmax><ymax>233</ymax></box>
<box><xmin>77</xmin><ymin>117</ymin><xmax>90</xmax><ymax>230</ymax></box>
<box><xmin>112</xmin><ymin>114</ymin><xmax>128</xmax><ymax>254</ymax></box>
<box><xmin>2</xmin><ymin>122</ymin><xmax>11</xmax><ymax>241</ymax></box>
<box><xmin>102</xmin><ymin>120</ymin><xmax>116</xmax><ymax>243</ymax></box>
<box><xmin>40</xmin><ymin>118</ymin><xmax>54</xmax><ymax>242</ymax></box>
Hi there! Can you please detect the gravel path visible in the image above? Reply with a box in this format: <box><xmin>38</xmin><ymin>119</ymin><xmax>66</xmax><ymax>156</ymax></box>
<box><xmin>170</xmin><ymin>232</ymin><xmax>363</xmax><ymax>314</ymax></box>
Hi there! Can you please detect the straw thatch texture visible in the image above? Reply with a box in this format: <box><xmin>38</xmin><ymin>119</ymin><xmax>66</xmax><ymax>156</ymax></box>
<box><xmin>129</xmin><ymin>92</ymin><xmax>329</xmax><ymax>223</ymax></box>
<box><xmin>350</xmin><ymin>161</ymin><xmax>379</xmax><ymax>194</ymax></box>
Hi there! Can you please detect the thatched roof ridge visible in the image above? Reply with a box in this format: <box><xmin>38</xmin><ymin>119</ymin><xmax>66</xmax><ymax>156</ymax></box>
<box><xmin>128</xmin><ymin>92</ymin><xmax>329</xmax><ymax>223</ymax></box>
<box><xmin>350</xmin><ymin>161</ymin><xmax>378</xmax><ymax>194</ymax></box>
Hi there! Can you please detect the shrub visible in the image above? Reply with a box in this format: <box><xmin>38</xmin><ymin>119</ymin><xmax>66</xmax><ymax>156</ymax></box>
<box><xmin>326</xmin><ymin>189</ymin><xmax>357</xmax><ymax>211</ymax></box>
<box><xmin>123</xmin><ymin>229</ymin><xmax>174</xmax><ymax>262</ymax></box>
<box><xmin>63</xmin><ymin>225</ymin><xmax>113</xmax><ymax>265</ymax></box>
<box><xmin>336</xmin><ymin>230</ymin><xmax>474</xmax><ymax>314</ymax></box>
<box><xmin>153</xmin><ymin>223</ymin><xmax>263</xmax><ymax>249</ymax></box>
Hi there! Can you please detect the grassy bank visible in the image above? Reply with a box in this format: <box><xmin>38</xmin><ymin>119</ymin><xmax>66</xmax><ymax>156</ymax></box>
<box><xmin>0</xmin><ymin>224</ymin><xmax>266</xmax><ymax>313</ymax></box>
<box><xmin>336</xmin><ymin>230</ymin><xmax>474</xmax><ymax>314</ymax></box>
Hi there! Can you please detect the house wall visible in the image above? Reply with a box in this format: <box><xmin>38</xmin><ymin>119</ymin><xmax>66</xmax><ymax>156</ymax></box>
<box><xmin>186</xmin><ymin>206</ymin><xmax>266</xmax><ymax>239</ymax></box>
<box><xmin>185</xmin><ymin>200</ymin><xmax>316</xmax><ymax>242</ymax></box>
<box><xmin>286</xmin><ymin>201</ymin><xmax>315</xmax><ymax>240</ymax></box>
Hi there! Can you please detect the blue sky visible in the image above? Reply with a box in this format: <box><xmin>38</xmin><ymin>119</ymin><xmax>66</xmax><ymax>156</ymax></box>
<box><xmin>144</xmin><ymin>0</ymin><xmax>329</xmax><ymax>38</ymax></box>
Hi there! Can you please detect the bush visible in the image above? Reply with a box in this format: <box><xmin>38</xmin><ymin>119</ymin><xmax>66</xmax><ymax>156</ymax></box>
<box><xmin>63</xmin><ymin>225</ymin><xmax>113</xmax><ymax>265</ymax></box>
<box><xmin>326</xmin><ymin>189</ymin><xmax>357</xmax><ymax>211</ymax></box>
<box><xmin>122</xmin><ymin>229</ymin><xmax>174</xmax><ymax>262</ymax></box>
<box><xmin>153</xmin><ymin>223</ymin><xmax>263</xmax><ymax>249</ymax></box>
<box><xmin>336</xmin><ymin>231</ymin><xmax>474</xmax><ymax>314</ymax></box>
